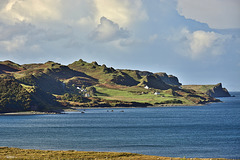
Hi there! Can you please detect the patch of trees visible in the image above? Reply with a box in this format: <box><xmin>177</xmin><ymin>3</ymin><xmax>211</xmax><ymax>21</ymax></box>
<box><xmin>0</xmin><ymin>78</ymin><xmax>63</xmax><ymax>113</ymax></box>
<box><xmin>0</xmin><ymin>79</ymin><xmax>31</xmax><ymax>112</ymax></box>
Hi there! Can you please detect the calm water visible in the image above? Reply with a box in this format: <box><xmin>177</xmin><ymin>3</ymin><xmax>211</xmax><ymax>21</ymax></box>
<box><xmin>0</xmin><ymin>92</ymin><xmax>240</xmax><ymax>159</ymax></box>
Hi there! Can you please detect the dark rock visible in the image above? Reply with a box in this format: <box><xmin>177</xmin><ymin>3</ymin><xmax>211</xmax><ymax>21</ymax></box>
<box><xmin>206</xmin><ymin>83</ymin><xmax>231</xmax><ymax>97</ymax></box>
<box><xmin>138</xmin><ymin>74</ymin><xmax>171</xmax><ymax>90</ymax></box>
<box><xmin>155</xmin><ymin>72</ymin><xmax>182</xmax><ymax>86</ymax></box>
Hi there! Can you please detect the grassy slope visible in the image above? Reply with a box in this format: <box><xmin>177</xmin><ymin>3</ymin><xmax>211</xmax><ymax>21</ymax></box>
<box><xmin>68</xmin><ymin>60</ymin><xmax>196</xmax><ymax>105</ymax></box>
<box><xmin>68</xmin><ymin>60</ymin><xmax>116</xmax><ymax>83</ymax></box>
<box><xmin>37</xmin><ymin>60</ymin><xmax>220</xmax><ymax>106</ymax></box>
<box><xmin>0</xmin><ymin>147</ymin><xmax>228</xmax><ymax>160</ymax></box>
<box><xmin>1</xmin><ymin>60</ymin><xmax>221</xmax><ymax>110</ymax></box>
<box><xmin>95</xmin><ymin>85</ymin><xmax>192</xmax><ymax>105</ymax></box>
<box><xmin>182</xmin><ymin>85</ymin><xmax>215</xmax><ymax>94</ymax></box>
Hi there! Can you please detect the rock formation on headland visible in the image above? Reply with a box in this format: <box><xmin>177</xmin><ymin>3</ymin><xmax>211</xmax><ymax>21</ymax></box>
<box><xmin>182</xmin><ymin>83</ymin><xmax>231</xmax><ymax>98</ymax></box>
<box><xmin>206</xmin><ymin>83</ymin><xmax>231</xmax><ymax>97</ymax></box>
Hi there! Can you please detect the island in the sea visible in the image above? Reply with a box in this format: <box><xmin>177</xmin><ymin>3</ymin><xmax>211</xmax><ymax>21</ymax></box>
<box><xmin>0</xmin><ymin>59</ymin><xmax>231</xmax><ymax>113</ymax></box>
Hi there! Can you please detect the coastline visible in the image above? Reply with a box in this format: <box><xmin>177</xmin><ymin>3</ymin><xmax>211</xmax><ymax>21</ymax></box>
<box><xmin>0</xmin><ymin>103</ymin><xmax>211</xmax><ymax>115</ymax></box>
<box><xmin>0</xmin><ymin>147</ymin><xmax>229</xmax><ymax>160</ymax></box>
<box><xmin>70</xmin><ymin>103</ymin><xmax>205</xmax><ymax>109</ymax></box>
<box><xmin>0</xmin><ymin>111</ymin><xmax>61</xmax><ymax>116</ymax></box>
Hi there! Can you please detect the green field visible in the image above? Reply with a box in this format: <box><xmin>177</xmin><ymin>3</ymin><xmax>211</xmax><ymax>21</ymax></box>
<box><xmin>95</xmin><ymin>86</ymin><xmax>189</xmax><ymax>105</ymax></box>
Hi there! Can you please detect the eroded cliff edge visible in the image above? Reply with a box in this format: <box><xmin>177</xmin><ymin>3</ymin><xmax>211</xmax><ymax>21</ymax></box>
<box><xmin>182</xmin><ymin>83</ymin><xmax>231</xmax><ymax>98</ymax></box>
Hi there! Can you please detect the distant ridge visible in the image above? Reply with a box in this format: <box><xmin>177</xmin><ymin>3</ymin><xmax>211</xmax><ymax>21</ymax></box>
<box><xmin>0</xmin><ymin>59</ymin><xmax>225</xmax><ymax>113</ymax></box>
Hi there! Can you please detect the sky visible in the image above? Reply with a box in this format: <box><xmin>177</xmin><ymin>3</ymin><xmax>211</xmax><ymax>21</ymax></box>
<box><xmin>0</xmin><ymin>0</ymin><xmax>240</xmax><ymax>91</ymax></box>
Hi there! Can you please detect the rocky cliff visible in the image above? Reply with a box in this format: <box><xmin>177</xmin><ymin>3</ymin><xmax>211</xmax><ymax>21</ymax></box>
<box><xmin>155</xmin><ymin>72</ymin><xmax>182</xmax><ymax>86</ymax></box>
<box><xmin>206</xmin><ymin>83</ymin><xmax>231</xmax><ymax>97</ymax></box>
<box><xmin>182</xmin><ymin>83</ymin><xmax>231</xmax><ymax>98</ymax></box>
<box><xmin>130</xmin><ymin>71</ymin><xmax>182</xmax><ymax>86</ymax></box>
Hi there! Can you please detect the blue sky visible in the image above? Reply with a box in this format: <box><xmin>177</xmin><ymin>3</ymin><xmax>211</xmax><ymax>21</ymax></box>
<box><xmin>0</xmin><ymin>0</ymin><xmax>240</xmax><ymax>91</ymax></box>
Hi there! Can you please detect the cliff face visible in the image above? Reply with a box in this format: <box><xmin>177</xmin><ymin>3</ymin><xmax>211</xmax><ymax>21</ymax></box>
<box><xmin>132</xmin><ymin>71</ymin><xmax>182</xmax><ymax>87</ymax></box>
<box><xmin>155</xmin><ymin>72</ymin><xmax>182</xmax><ymax>86</ymax></box>
<box><xmin>137</xmin><ymin>74</ymin><xmax>171</xmax><ymax>90</ymax></box>
<box><xmin>182</xmin><ymin>83</ymin><xmax>231</xmax><ymax>98</ymax></box>
<box><xmin>206</xmin><ymin>83</ymin><xmax>231</xmax><ymax>97</ymax></box>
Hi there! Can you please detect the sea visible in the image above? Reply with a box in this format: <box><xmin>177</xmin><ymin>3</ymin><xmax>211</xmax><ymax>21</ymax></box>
<box><xmin>0</xmin><ymin>92</ymin><xmax>240</xmax><ymax>159</ymax></box>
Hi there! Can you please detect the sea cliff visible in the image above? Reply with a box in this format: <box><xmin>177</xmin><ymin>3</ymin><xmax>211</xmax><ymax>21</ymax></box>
<box><xmin>182</xmin><ymin>83</ymin><xmax>231</xmax><ymax>98</ymax></box>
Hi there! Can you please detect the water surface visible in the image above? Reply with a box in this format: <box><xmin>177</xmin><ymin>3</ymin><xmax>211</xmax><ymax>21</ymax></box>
<box><xmin>0</xmin><ymin>92</ymin><xmax>239</xmax><ymax>159</ymax></box>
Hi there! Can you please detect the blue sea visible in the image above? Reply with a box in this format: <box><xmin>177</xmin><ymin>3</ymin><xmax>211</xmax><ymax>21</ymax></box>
<box><xmin>0</xmin><ymin>92</ymin><xmax>240</xmax><ymax>159</ymax></box>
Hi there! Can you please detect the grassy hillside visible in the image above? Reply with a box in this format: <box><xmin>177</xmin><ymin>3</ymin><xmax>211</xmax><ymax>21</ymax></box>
<box><xmin>0</xmin><ymin>78</ymin><xmax>31</xmax><ymax>112</ymax></box>
<box><xmin>182</xmin><ymin>85</ymin><xmax>216</xmax><ymax>93</ymax></box>
<box><xmin>0</xmin><ymin>78</ymin><xmax>64</xmax><ymax>112</ymax></box>
<box><xmin>0</xmin><ymin>147</ymin><xmax>228</xmax><ymax>160</ymax></box>
<box><xmin>0</xmin><ymin>60</ymin><xmax>25</xmax><ymax>73</ymax></box>
<box><xmin>0</xmin><ymin>59</ymin><xmax>222</xmax><ymax>113</ymax></box>
<box><xmin>69</xmin><ymin>59</ymin><xmax>139</xmax><ymax>86</ymax></box>
<box><xmin>95</xmin><ymin>85</ymin><xmax>185</xmax><ymax>105</ymax></box>
<box><xmin>94</xmin><ymin>84</ymin><xmax>219</xmax><ymax>106</ymax></box>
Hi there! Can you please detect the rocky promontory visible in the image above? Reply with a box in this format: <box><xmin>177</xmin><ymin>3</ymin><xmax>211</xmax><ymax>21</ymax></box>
<box><xmin>206</xmin><ymin>83</ymin><xmax>231</xmax><ymax>97</ymax></box>
<box><xmin>182</xmin><ymin>83</ymin><xmax>231</xmax><ymax>98</ymax></box>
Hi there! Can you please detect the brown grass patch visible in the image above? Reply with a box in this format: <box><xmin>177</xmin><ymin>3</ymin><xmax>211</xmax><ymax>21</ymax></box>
<box><xmin>0</xmin><ymin>147</ymin><xmax>229</xmax><ymax>160</ymax></box>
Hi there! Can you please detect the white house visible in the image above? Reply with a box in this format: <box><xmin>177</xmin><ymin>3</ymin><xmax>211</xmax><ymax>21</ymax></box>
<box><xmin>154</xmin><ymin>92</ymin><xmax>160</xmax><ymax>95</ymax></box>
<box><xmin>81</xmin><ymin>89</ymin><xmax>87</xmax><ymax>92</ymax></box>
<box><xmin>144</xmin><ymin>85</ymin><xmax>149</xmax><ymax>89</ymax></box>
<box><xmin>84</xmin><ymin>93</ymin><xmax>90</xmax><ymax>97</ymax></box>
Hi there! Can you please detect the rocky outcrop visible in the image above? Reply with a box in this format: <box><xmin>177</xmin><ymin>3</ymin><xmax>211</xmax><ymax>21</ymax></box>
<box><xmin>155</xmin><ymin>72</ymin><xmax>182</xmax><ymax>86</ymax></box>
<box><xmin>110</xmin><ymin>73</ymin><xmax>139</xmax><ymax>86</ymax></box>
<box><xmin>133</xmin><ymin>71</ymin><xmax>181</xmax><ymax>87</ymax></box>
<box><xmin>135</xmin><ymin>70</ymin><xmax>153</xmax><ymax>77</ymax></box>
<box><xmin>206</xmin><ymin>83</ymin><xmax>231</xmax><ymax>97</ymax></box>
<box><xmin>138</xmin><ymin>74</ymin><xmax>171</xmax><ymax>90</ymax></box>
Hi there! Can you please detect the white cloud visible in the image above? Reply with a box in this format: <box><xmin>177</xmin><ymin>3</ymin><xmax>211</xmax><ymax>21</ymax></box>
<box><xmin>0</xmin><ymin>0</ymin><xmax>61</xmax><ymax>25</ymax></box>
<box><xmin>89</xmin><ymin>17</ymin><xmax>130</xmax><ymax>42</ymax></box>
<box><xmin>94</xmin><ymin>0</ymin><xmax>148</xmax><ymax>27</ymax></box>
<box><xmin>177</xmin><ymin>0</ymin><xmax>240</xmax><ymax>29</ymax></box>
<box><xmin>171</xmin><ymin>28</ymin><xmax>231</xmax><ymax>59</ymax></box>
<box><xmin>189</xmin><ymin>30</ymin><xmax>222</xmax><ymax>55</ymax></box>
<box><xmin>0</xmin><ymin>0</ymin><xmax>147</xmax><ymax>48</ymax></box>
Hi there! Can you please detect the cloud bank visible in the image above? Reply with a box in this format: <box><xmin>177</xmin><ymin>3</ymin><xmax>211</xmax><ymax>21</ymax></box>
<box><xmin>177</xmin><ymin>0</ymin><xmax>240</xmax><ymax>29</ymax></box>
<box><xmin>89</xmin><ymin>17</ymin><xmax>130</xmax><ymax>42</ymax></box>
<box><xmin>0</xmin><ymin>0</ymin><xmax>239</xmax><ymax>90</ymax></box>
<box><xmin>171</xmin><ymin>28</ymin><xmax>231</xmax><ymax>59</ymax></box>
<box><xmin>94</xmin><ymin>0</ymin><xmax>148</xmax><ymax>27</ymax></box>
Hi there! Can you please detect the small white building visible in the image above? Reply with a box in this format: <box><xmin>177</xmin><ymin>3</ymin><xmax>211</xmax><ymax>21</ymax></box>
<box><xmin>81</xmin><ymin>89</ymin><xmax>87</xmax><ymax>92</ymax></box>
<box><xmin>84</xmin><ymin>93</ymin><xmax>90</xmax><ymax>97</ymax></box>
<box><xmin>154</xmin><ymin>92</ymin><xmax>160</xmax><ymax>95</ymax></box>
<box><xmin>144</xmin><ymin>85</ymin><xmax>149</xmax><ymax>89</ymax></box>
